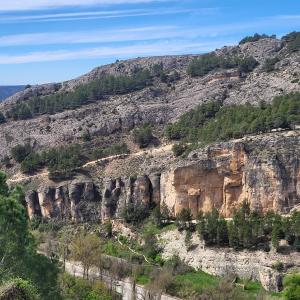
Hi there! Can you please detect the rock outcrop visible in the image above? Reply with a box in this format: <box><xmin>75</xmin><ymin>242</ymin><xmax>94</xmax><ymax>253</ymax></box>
<box><xmin>25</xmin><ymin>131</ymin><xmax>300</xmax><ymax>221</ymax></box>
<box><xmin>161</xmin><ymin>132</ymin><xmax>300</xmax><ymax>217</ymax></box>
<box><xmin>26</xmin><ymin>181</ymin><xmax>101</xmax><ymax>222</ymax></box>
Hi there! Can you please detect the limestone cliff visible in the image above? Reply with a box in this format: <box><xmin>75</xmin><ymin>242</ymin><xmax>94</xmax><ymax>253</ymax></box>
<box><xmin>161</xmin><ymin>132</ymin><xmax>300</xmax><ymax>217</ymax></box>
<box><xmin>25</xmin><ymin>131</ymin><xmax>300</xmax><ymax>220</ymax></box>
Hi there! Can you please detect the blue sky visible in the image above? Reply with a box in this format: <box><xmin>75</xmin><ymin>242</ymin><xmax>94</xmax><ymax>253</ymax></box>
<box><xmin>0</xmin><ymin>0</ymin><xmax>300</xmax><ymax>85</ymax></box>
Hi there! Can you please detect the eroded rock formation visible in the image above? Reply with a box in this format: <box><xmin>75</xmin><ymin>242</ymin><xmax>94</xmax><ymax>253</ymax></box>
<box><xmin>161</xmin><ymin>133</ymin><xmax>300</xmax><ymax>217</ymax></box>
<box><xmin>25</xmin><ymin>132</ymin><xmax>300</xmax><ymax>221</ymax></box>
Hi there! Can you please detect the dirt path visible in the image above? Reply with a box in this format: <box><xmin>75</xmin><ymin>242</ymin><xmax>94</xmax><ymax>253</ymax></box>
<box><xmin>82</xmin><ymin>143</ymin><xmax>173</xmax><ymax>168</ymax></box>
<box><xmin>7</xmin><ymin>143</ymin><xmax>174</xmax><ymax>184</ymax></box>
<box><xmin>7</xmin><ymin>171</ymin><xmax>49</xmax><ymax>184</ymax></box>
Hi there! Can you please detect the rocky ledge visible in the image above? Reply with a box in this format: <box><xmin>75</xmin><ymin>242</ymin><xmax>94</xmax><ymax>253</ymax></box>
<box><xmin>25</xmin><ymin>131</ymin><xmax>300</xmax><ymax>221</ymax></box>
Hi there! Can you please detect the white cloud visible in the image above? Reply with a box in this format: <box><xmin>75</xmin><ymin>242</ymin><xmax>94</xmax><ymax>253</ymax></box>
<box><xmin>0</xmin><ymin>26</ymin><xmax>178</xmax><ymax>46</ymax></box>
<box><xmin>0</xmin><ymin>0</ymin><xmax>172</xmax><ymax>11</ymax></box>
<box><xmin>0</xmin><ymin>40</ymin><xmax>233</xmax><ymax>64</ymax></box>
<box><xmin>0</xmin><ymin>25</ymin><xmax>221</xmax><ymax>47</ymax></box>
<box><xmin>0</xmin><ymin>8</ymin><xmax>215</xmax><ymax>23</ymax></box>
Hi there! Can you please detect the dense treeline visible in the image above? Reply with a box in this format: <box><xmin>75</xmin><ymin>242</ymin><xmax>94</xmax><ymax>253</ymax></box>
<box><xmin>196</xmin><ymin>201</ymin><xmax>300</xmax><ymax>252</ymax></box>
<box><xmin>166</xmin><ymin>92</ymin><xmax>300</xmax><ymax>144</ymax></box>
<box><xmin>187</xmin><ymin>53</ymin><xmax>258</xmax><ymax>77</ymax></box>
<box><xmin>239</xmin><ymin>33</ymin><xmax>276</xmax><ymax>45</ymax></box>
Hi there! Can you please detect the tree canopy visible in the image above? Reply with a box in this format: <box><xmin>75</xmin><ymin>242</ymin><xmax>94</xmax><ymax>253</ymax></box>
<box><xmin>0</xmin><ymin>172</ymin><xmax>61</xmax><ymax>299</ymax></box>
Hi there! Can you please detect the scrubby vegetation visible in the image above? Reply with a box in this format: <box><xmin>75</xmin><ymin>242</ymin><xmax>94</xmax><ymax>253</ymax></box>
<box><xmin>282</xmin><ymin>31</ymin><xmax>300</xmax><ymax>53</ymax></box>
<box><xmin>91</xmin><ymin>142</ymin><xmax>129</xmax><ymax>160</ymax></box>
<box><xmin>59</xmin><ymin>273</ymin><xmax>112</xmax><ymax>300</ymax></box>
<box><xmin>11</xmin><ymin>142</ymin><xmax>129</xmax><ymax>177</ymax></box>
<box><xmin>283</xmin><ymin>273</ymin><xmax>300</xmax><ymax>300</ymax></box>
<box><xmin>166</xmin><ymin>92</ymin><xmax>300</xmax><ymax>145</ymax></box>
<box><xmin>132</xmin><ymin>123</ymin><xmax>154</xmax><ymax>148</ymax></box>
<box><xmin>263</xmin><ymin>57</ymin><xmax>280</xmax><ymax>72</ymax></box>
<box><xmin>239</xmin><ymin>33</ymin><xmax>276</xmax><ymax>45</ymax></box>
<box><xmin>5</xmin><ymin>63</ymin><xmax>178</xmax><ymax>122</ymax></box>
<box><xmin>187</xmin><ymin>53</ymin><xmax>258</xmax><ymax>77</ymax></box>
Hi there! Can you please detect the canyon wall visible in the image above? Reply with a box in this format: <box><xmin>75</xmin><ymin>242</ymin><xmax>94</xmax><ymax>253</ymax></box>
<box><xmin>25</xmin><ymin>132</ymin><xmax>300</xmax><ymax>221</ymax></box>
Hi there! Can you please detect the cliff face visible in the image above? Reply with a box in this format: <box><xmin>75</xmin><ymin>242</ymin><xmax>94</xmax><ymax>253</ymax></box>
<box><xmin>25</xmin><ymin>131</ymin><xmax>300</xmax><ymax>220</ymax></box>
<box><xmin>161</xmin><ymin>135</ymin><xmax>300</xmax><ymax>217</ymax></box>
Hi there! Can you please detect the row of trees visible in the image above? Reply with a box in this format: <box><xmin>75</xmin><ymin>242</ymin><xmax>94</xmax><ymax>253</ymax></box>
<box><xmin>166</xmin><ymin>92</ymin><xmax>300</xmax><ymax>144</ymax></box>
<box><xmin>7</xmin><ymin>69</ymin><xmax>153</xmax><ymax>120</ymax></box>
<box><xmin>187</xmin><ymin>53</ymin><xmax>258</xmax><ymax>77</ymax></box>
<box><xmin>190</xmin><ymin>202</ymin><xmax>300</xmax><ymax>252</ymax></box>
<box><xmin>238</xmin><ymin>31</ymin><xmax>300</xmax><ymax>54</ymax></box>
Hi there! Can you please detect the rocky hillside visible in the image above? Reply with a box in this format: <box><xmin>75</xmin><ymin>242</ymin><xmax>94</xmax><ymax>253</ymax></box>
<box><xmin>0</xmin><ymin>37</ymin><xmax>300</xmax><ymax>160</ymax></box>
<box><xmin>0</xmin><ymin>85</ymin><xmax>24</xmax><ymax>101</ymax></box>
<box><xmin>1</xmin><ymin>33</ymin><xmax>300</xmax><ymax>221</ymax></box>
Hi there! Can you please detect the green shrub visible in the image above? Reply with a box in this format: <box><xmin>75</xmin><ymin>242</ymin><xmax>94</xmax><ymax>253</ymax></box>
<box><xmin>11</xmin><ymin>143</ymin><xmax>32</xmax><ymax>163</ymax></box>
<box><xmin>172</xmin><ymin>143</ymin><xmax>187</xmax><ymax>157</ymax></box>
<box><xmin>272</xmin><ymin>261</ymin><xmax>284</xmax><ymax>272</ymax></box>
<box><xmin>263</xmin><ymin>57</ymin><xmax>280</xmax><ymax>72</ymax></box>
<box><xmin>283</xmin><ymin>273</ymin><xmax>300</xmax><ymax>300</ymax></box>
<box><xmin>282</xmin><ymin>31</ymin><xmax>300</xmax><ymax>53</ymax></box>
<box><xmin>133</xmin><ymin>124</ymin><xmax>153</xmax><ymax>148</ymax></box>
<box><xmin>0</xmin><ymin>278</ymin><xmax>39</xmax><ymax>300</ymax></box>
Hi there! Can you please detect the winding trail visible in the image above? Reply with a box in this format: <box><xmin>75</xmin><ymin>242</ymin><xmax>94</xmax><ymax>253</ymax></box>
<box><xmin>7</xmin><ymin>143</ymin><xmax>174</xmax><ymax>184</ymax></box>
